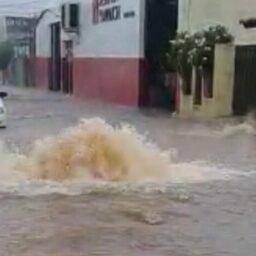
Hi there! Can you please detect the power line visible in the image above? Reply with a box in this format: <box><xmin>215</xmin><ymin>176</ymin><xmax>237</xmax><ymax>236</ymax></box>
<box><xmin>0</xmin><ymin>0</ymin><xmax>61</xmax><ymax>16</ymax></box>
<box><xmin>0</xmin><ymin>0</ymin><xmax>60</xmax><ymax>12</ymax></box>
<box><xmin>0</xmin><ymin>0</ymin><xmax>45</xmax><ymax>7</ymax></box>
<box><xmin>0</xmin><ymin>7</ymin><xmax>43</xmax><ymax>14</ymax></box>
<box><xmin>0</xmin><ymin>0</ymin><xmax>60</xmax><ymax>6</ymax></box>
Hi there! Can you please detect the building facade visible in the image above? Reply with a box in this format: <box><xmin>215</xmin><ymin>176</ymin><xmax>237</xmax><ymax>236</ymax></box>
<box><xmin>35</xmin><ymin>0</ymin><xmax>179</xmax><ymax>107</ymax></box>
<box><xmin>178</xmin><ymin>0</ymin><xmax>256</xmax><ymax>116</ymax></box>
<box><xmin>36</xmin><ymin>0</ymin><xmax>256</xmax><ymax>114</ymax></box>
<box><xmin>0</xmin><ymin>16</ymin><xmax>36</xmax><ymax>86</ymax></box>
<box><xmin>36</xmin><ymin>0</ymin><xmax>145</xmax><ymax>106</ymax></box>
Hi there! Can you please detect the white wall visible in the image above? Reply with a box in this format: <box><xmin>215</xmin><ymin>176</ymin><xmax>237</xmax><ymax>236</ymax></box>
<box><xmin>36</xmin><ymin>9</ymin><xmax>60</xmax><ymax>57</ymax></box>
<box><xmin>179</xmin><ymin>0</ymin><xmax>256</xmax><ymax>45</ymax></box>
<box><xmin>63</xmin><ymin>0</ymin><xmax>145</xmax><ymax>58</ymax></box>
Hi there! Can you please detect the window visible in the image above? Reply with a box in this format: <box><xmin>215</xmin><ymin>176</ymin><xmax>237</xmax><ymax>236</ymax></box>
<box><xmin>61</xmin><ymin>5</ymin><xmax>65</xmax><ymax>28</ymax></box>
<box><xmin>69</xmin><ymin>4</ymin><xmax>79</xmax><ymax>28</ymax></box>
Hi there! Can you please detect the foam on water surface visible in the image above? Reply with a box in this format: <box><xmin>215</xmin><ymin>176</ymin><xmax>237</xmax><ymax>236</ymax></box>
<box><xmin>0</xmin><ymin>118</ymin><xmax>251</xmax><ymax>196</ymax></box>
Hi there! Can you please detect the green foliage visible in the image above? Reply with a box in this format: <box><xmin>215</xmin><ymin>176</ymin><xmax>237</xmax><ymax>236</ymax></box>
<box><xmin>190</xmin><ymin>25</ymin><xmax>233</xmax><ymax>69</ymax></box>
<box><xmin>203</xmin><ymin>25</ymin><xmax>233</xmax><ymax>45</ymax></box>
<box><xmin>0</xmin><ymin>40</ymin><xmax>14</xmax><ymax>71</ymax></box>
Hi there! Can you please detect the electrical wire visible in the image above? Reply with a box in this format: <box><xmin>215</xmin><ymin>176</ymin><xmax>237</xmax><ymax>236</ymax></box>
<box><xmin>0</xmin><ymin>0</ymin><xmax>60</xmax><ymax>16</ymax></box>
<box><xmin>0</xmin><ymin>0</ymin><xmax>44</xmax><ymax>7</ymax></box>
<box><xmin>0</xmin><ymin>0</ymin><xmax>59</xmax><ymax>6</ymax></box>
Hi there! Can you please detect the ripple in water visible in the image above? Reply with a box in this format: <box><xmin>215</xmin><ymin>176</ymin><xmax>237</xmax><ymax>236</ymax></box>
<box><xmin>0</xmin><ymin>118</ymin><xmax>246</xmax><ymax>196</ymax></box>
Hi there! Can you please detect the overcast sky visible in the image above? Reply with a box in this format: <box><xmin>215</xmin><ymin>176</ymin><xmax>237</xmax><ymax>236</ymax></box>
<box><xmin>0</xmin><ymin>0</ymin><xmax>60</xmax><ymax>16</ymax></box>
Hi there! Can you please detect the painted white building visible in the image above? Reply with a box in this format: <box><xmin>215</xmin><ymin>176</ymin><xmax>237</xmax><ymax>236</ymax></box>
<box><xmin>35</xmin><ymin>0</ymin><xmax>179</xmax><ymax>107</ymax></box>
<box><xmin>36</xmin><ymin>0</ymin><xmax>146</xmax><ymax>105</ymax></box>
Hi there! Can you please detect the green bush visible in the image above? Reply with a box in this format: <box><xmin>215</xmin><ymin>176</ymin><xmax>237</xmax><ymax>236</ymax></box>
<box><xmin>0</xmin><ymin>40</ymin><xmax>14</xmax><ymax>71</ymax></box>
<box><xmin>190</xmin><ymin>25</ymin><xmax>233</xmax><ymax>70</ymax></box>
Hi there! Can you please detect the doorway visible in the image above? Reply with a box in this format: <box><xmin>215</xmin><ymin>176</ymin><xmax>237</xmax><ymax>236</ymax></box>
<box><xmin>49</xmin><ymin>22</ymin><xmax>61</xmax><ymax>91</ymax></box>
<box><xmin>233</xmin><ymin>46</ymin><xmax>256</xmax><ymax>115</ymax></box>
<box><xmin>62</xmin><ymin>40</ymin><xmax>73</xmax><ymax>94</ymax></box>
<box><xmin>144</xmin><ymin>0</ymin><xmax>178</xmax><ymax>110</ymax></box>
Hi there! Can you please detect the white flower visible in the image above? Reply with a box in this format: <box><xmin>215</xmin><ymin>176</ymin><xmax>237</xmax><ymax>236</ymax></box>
<box><xmin>199</xmin><ymin>38</ymin><xmax>206</xmax><ymax>46</ymax></box>
<box><xmin>185</xmin><ymin>33</ymin><xmax>190</xmax><ymax>39</ymax></box>
<box><xmin>202</xmin><ymin>57</ymin><xmax>208</xmax><ymax>63</ymax></box>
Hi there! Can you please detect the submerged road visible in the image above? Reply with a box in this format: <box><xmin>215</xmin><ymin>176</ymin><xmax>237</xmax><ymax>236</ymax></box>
<box><xmin>0</xmin><ymin>86</ymin><xmax>256</xmax><ymax>256</ymax></box>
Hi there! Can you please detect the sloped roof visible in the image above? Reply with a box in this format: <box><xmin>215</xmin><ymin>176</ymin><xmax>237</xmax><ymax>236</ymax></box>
<box><xmin>36</xmin><ymin>8</ymin><xmax>60</xmax><ymax>26</ymax></box>
<box><xmin>240</xmin><ymin>18</ymin><xmax>256</xmax><ymax>28</ymax></box>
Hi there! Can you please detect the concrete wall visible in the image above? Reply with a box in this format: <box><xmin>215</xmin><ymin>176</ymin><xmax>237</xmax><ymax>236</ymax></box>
<box><xmin>178</xmin><ymin>44</ymin><xmax>235</xmax><ymax>118</ymax></box>
<box><xmin>179</xmin><ymin>0</ymin><xmax>256</xmax><ymax>45</ymax></box>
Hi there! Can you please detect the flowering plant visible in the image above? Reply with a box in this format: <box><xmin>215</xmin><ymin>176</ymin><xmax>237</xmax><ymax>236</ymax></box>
<box><xmin>167</xmin><ymin>31</ymin><xmax>195</xmax><ymax>94</ymax></box>
<box><xmin>167</xmin><ymin>25</ymin><xmax>233</xmax><ymax>94</ymax></box>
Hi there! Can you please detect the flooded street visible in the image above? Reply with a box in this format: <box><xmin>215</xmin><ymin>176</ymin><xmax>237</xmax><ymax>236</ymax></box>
<box><xmin>1</xmin><ymin>87</ymin><xmax>256</xmax><ymax>256</ymax></box>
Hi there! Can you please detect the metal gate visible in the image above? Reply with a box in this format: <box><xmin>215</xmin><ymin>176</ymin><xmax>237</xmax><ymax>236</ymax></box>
<box><xmin>233</xmin><ymin>46</ymin><xmax>256</xmax><ymax>115</ymax></box>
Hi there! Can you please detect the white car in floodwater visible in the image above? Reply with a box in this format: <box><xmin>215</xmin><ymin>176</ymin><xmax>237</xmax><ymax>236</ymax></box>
<box><xmin>0</xmin><ymin>92</ymin><xmax>7</xmax><ymax>128</ymax></box>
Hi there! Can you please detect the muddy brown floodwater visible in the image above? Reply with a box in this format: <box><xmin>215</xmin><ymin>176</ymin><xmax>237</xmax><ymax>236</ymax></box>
<box><xmin>0</xmin><ymin>88</ymin><xmax>256</xmax><ymax>256</ymax></box>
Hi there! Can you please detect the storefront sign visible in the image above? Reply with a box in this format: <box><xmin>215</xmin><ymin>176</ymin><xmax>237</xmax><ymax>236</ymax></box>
<box><xmin>92</xmin><ymin>0</ymin><xmax>135</xmax><ymax>24</ymax></box>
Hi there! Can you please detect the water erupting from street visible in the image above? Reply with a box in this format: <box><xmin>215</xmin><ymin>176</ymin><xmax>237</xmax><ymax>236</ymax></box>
<box><xmin>0</xmin><ymin>118</ymin><xmax>173</xmax><ymax>184</ymax></box>
<box><xmin>26</xmin><ymin>118</ymin><xmax>172</xmax><ymax>182</ymax></box>
<box><xmin>0</xmin><ymin>118</ymin><xmax>248</xmax><ymax>197</ymax></box>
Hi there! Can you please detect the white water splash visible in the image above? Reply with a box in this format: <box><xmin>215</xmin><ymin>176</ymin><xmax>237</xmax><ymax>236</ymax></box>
<box><xmin>219</xmin><ymin>123</ymin><xmax>256</xmax><ymax>136</ymax></box>
<box><xmin>218</xmin><ymin>114</ymin><xmax>256</xmax><ymax>137</ymax></box>
<box><xmin>0</xmin><ymin>118</ymin><xmax>248</xmax><ymax>196</ymax></box>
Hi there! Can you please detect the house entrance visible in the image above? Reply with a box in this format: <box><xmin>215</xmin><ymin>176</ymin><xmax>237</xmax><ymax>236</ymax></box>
<box><xmin>143</xmin><ymin>0</ymin><xmax>178</xmax><ymax>110</ymax></box>
<box><xmin>62</xmin><ymin>40</ymin><xmax>73</xmax><ymax>94</ymax></box>
<box><xmin>233</xmin><ymin>46</ymin><xmax>256</xmax><ymax>115</ymax></box>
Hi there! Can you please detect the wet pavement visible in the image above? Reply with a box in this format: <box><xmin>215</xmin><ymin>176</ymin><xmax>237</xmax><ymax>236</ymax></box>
<box><xmin>0</xmin><ymin>86</ymin><xmax>256</xmax><ymax>256</ymax></box>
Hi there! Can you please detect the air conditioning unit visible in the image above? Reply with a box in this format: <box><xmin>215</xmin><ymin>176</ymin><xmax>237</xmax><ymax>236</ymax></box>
<box><xmin>61</xmin><ymin>3</ymin><xmax>80</xmax><ymax>33</ymax></box>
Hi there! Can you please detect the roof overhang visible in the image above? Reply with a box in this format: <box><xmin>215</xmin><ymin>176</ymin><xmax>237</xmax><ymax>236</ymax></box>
<box><xmin>240</xmin><ymin>18</ymin><xmax>256</xmax><ymax>29</ymax></box>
